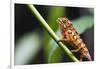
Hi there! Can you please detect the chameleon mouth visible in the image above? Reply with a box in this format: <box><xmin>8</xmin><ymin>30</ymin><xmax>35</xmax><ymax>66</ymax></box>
<box><xmin>56</xmin><ymin>18</ymin><xmax>62</xmax><ymax>24</ymax></box>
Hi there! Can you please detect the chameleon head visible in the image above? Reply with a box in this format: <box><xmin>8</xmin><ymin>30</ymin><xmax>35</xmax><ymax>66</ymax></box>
<box><xmin>56</xmin><ymin>17</ymin><xmax>72</xmax><ymax>29</ymax></box>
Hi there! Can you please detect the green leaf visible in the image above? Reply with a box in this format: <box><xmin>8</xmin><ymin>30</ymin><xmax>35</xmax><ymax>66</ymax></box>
<box><xmin>73</xmin><ymin>16</ymin><xmax>94</xmax><ymax>34</ymax></box>
<box><xmin>47</xmin><ymin>6</ymin><xmax>66</xmax><ymax>31</ymax></box>
<box><xmin>48</xmin><ymin>30</ymin><xmax>63</xmax><ymax>63</ymax></box>
<box><xmin>15</xmin><ymin>32</ymin><xmax>42</xmax><ymax>65</ymax></box>
<box><xmin>43</xmin><ymin>6</ymin><xmax>66</xmax><ymax>62</ymax></box>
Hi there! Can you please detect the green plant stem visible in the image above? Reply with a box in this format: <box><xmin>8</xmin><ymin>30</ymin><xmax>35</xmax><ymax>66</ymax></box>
<box><xmin>27</xmin><ymin>4</ymin><xmax>79</xmax><ymax>62</ymax></box>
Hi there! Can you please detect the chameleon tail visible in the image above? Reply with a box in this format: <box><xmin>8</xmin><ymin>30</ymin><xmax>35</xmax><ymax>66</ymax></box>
<box><xmin>86</xmin><ymin>52</ymin><xmax>92</xmax><ymax>61</ymax></box>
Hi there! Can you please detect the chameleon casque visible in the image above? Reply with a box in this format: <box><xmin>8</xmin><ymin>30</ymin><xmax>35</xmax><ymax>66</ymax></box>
<box><xmin>56</xmin><ymin>17</ymin><xmax>92</xmax><ymax>61</ymax></box>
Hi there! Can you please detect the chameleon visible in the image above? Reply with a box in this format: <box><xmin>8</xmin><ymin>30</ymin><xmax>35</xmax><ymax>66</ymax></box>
<box><xmin>56</xmin><ymin>17</ymin><xmax>92</xmax><ymax>61</ymax></box>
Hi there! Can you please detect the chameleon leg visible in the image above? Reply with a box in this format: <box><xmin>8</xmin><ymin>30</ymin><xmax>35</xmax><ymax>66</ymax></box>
<box><xmin>71</xmin><ymin>48</ymin><xmax>80</xmax><ymax>52</ymax></box>
<box><xmin>58</xmin><ymin>39</ymin><xmax>68</xmax><ymax>42</ymax></box>
<box><xmin>71</xmin><ymin>47</ymin><xmax>82</xmax><ymax>52</ymax></box>
<box><xmin>58</xmin><ymin>35</ymin><xmax>70</xmax><ymax>43</ymax></box>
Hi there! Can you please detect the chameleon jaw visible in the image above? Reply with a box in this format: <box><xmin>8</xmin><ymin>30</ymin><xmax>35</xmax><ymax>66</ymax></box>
<box><xmin>56</xmin><ymin>18</ymin><xmax>63</xmax><ymax>24</ymax></box>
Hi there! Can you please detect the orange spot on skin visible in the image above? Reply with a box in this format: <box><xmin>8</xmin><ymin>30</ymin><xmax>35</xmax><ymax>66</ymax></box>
<box><xmin>77</xmin><ymin>39</ymin><xmax>82</xmax><ymax>44</ymax></box>
<box><xmin>57</xmin><ymin>17</ymin><xmax>91</xmax><ymax>61</ymax></box>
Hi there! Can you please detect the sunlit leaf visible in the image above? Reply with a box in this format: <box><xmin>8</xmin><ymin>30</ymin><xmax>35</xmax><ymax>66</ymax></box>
<box><xmin>48</xmin><ymin>30</ymin><xmax>64</xmax><ymax>63</ymax></box>
<box><xmin>15</xmin><ymin>32</ymin><xmax>42</xmax><ymax>65</ymax></box>
<box><xmin>73</xmin><ymin>16</ymin><xmax>94</xmax><ymax>34</ymax></box>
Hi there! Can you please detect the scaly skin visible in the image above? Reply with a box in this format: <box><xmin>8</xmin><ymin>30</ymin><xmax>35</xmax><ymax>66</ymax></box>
<box><xmin>56</xmin><ymin>17</ymin><xmax>92</xmax><ymax>61</ymax></box>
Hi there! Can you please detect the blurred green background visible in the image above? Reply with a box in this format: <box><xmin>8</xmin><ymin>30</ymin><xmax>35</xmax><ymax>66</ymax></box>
<box><xmin>15</xmin><ymin>4</ymin><xmax>94</xmax><ymax>65</ymax></box>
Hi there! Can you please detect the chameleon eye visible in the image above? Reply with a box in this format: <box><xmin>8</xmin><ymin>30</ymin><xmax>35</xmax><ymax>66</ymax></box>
<box><xmin>62</xmin><ymin>19</ymin><xmax>67</xmax><ymax>23</ymax></box>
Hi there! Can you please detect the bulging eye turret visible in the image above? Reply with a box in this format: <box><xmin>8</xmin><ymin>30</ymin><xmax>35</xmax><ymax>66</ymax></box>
<box><xmin>62</xmin><ymin>18</ymin><xmax>67</xmax><ymax>23</ymax></box>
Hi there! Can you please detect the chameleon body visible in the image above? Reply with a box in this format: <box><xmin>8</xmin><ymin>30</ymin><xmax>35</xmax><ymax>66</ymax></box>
<box><xmin>56</xmin><ymin>17</ymin><xmax>92</xmax><ymax>61</ymax></box>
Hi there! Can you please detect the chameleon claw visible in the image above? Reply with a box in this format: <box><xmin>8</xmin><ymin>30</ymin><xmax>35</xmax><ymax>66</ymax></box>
<box><xmin>71</xmin><ymin>49</ymin><xmax>80</xmax><ymax>52</ymax></box>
